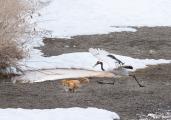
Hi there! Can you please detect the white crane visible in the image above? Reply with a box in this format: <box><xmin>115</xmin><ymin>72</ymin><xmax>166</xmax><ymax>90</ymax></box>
<box><xmin>89</xmin><ymin>48</ymin><xmax>144</xmax><ymax>87</ymax></box>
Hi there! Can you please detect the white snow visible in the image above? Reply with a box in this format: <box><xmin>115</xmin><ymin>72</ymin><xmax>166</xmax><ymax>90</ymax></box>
<box><xmin>20</xmin><ymin>0</ymin><xmax>171</xmax><ymax>83</ymax></box>
<box><xmin>4</xmin><ymin>1</ymin><xmax>171</xmax><ymax>119</ymax></box>
<box><xmin>0</xmin><ymin>107</ymin><xmax>120</xmax><ymax>120</ymax></box>
<box><xmin>147</xmin><ymin>112</ymin><xmax>171</xmax><ymax>119</ymax></box>
<box><xmin>138</xmin><ymin>110</ymin><xmax>171</xmax><ymax>120</ymax></box>
<box><xmin>14</xmin><ymin>51</ymin><xmax>170</xmax><ymax>83</ymax></box>
<box><xmin>21</xmin><ymin>51</ymin><xmax>171</xmax><ymax>71</ymax></box>
<box><xmin>13</xmin><ymin>69</ymin><xmax>114</xmax><ymax>83</ymax></box>
<box><xmin>35</xmin><ymin>0</ymin><xmax>171</xmax><ymax>38</ymax></box>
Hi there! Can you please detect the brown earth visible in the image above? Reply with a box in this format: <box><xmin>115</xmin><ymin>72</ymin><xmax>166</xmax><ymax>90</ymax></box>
<box><xmin>0</xmin><ymin>27</ymin><xmax>171</xmax><ymax>120</ymax></box>
<box><xmin>39</xmin><ymin>27</ymin><xmax>171</xmax><ymax>59</ymax></box>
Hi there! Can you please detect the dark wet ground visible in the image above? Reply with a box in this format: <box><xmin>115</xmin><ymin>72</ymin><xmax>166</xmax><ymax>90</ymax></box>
<box><xmin>39</xmin><ymin>27</ymin><xmax>171</xmax><ymax>59</ymax></box>
<box><xmin>0</xmin><ymin>27</ymin><xmax>171</xmax><ymax>120</ymax></box>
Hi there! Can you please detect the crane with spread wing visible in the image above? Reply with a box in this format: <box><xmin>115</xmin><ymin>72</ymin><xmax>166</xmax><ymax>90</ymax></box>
<box><xmin>89</xmin><ymin>48</ymin><xmax>144</xmax><ymax>87</ymax></box>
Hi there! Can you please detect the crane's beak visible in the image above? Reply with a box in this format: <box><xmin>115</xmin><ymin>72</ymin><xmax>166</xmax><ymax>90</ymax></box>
<box><xmin>93</xmin><ymin>62</ymin><xmax>99</xmax><ymax>68</ymax></box>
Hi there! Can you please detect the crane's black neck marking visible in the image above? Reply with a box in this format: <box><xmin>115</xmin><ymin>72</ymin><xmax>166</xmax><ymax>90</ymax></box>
<box><xmin>99</xmin><ymin>62</ymin><xmax>105</xmax><ymax>71</ymax></box>
<box><xmin>107</xmin><ymin>54</ymin><xmax>124</xmax><ymax>65</ymax></box>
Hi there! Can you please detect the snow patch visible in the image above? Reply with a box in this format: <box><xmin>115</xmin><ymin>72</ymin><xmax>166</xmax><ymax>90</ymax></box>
<box><xmin>0</xmin><ymin>107</ymin><xmax>120</xmax><ymax>120</ymax></box>
<box><xmin>35</xmin><ymin>0</ymin><xmax>171</xmax><ymax>38</ymax></box>
<box><xmin>21</xmin><ymin>52</ymin><xmax>171</xmax><ymax>71</ymax></box>
<box><xmin>138</xmin><ymin>110</ymin><xmax>171</xmax><ymax>120</ymax></box>
<box><xmin>15</xmin><ymin>51</ymin><xmax>170</xmax><ymax>83</ymax></box>
<box><xmin>13</xmin><ymin>69</ymin><xmax>114</xmax><ymax>83</ymax></box>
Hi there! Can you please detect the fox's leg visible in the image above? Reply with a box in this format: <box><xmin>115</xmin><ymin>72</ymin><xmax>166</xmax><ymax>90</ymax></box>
<box><xmin>112</xmin><ymin>79</ymin><xmax>115</xmax><ymax>85</ymax></box>
<box><xmin>73</xmin><ymin>85</ymin><xmax>78</xmax><ymax>93</ymax></box>
<box><xmin>73</xmin><ymin>88</ymin><xmax>75</xmax><ymax>93</ymax></box>
<box><xmin>64</xmin><ymin>87</ymin><xmax>69</xmax><ymax>92</ymax></box>
<box><xmin>69</xmin><ymin>88</ymin><xmax>73</xmax><ymax>92</ymax></box>
<box><xmin>69</xmin><ymin>86</ymin><xmax>75</xmax><ymax>93</ymax></box>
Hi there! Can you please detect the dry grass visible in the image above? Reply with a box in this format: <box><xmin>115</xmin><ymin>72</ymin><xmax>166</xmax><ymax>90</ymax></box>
<box><xmin>0</xmin><ymin>0</ymin><xmax>33</xmax><ymax>74</ymax></box>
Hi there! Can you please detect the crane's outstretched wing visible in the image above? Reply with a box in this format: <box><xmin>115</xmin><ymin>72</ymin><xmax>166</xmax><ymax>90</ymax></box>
<box><xmin>89</xmin><ymin>48</ymin><xmax>124</xmax><ymax>67</ymax></box>
<box><xmin>107</xmin><ymin>54</ymin><xmax>124</xmax><ymax>65</ymax></box>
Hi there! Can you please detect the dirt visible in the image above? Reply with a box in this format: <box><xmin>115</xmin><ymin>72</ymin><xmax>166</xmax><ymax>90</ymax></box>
<box><xmin>0</xmin><ymin>27</ymin><xmax>171</xmax><ymax>120</ymax></box>
<box><xmin>39</xmin><ymin>27</ymin><xmax>171</xmax><ymax>59</ymax></box>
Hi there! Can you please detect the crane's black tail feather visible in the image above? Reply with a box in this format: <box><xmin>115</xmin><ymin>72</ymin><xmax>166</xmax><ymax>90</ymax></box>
<box><xmin>107</xmin><ymin>54</ymin><xmax>124</xmax><ymax>65</ymax></box>
<box><xmin>123</xmin><ymin>65</ymin><xmax>133</xmax><ymax>69</ymax></box>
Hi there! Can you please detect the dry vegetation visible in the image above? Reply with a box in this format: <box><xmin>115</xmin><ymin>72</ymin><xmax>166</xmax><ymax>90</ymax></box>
<box><xmin>0</xmin><ymin>0</ymin><xmax>33</xmax><ymax>74</ymax></box>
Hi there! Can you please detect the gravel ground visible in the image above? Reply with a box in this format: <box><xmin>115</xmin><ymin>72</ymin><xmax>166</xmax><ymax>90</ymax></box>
<box><xmin>39</xmin><ymin>27</ymin><xmax>171</xmax><ymax>59</ymax></box>
<box><xmin>0</xmin><ymin>27</ymin><xmax>171</xmax><ymax>120</ymax></box>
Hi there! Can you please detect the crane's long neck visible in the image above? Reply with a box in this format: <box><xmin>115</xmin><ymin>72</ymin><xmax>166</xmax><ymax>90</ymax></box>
<box><xmin>99</xmin><ymin>62</ymin><xmax>105</xmax><ymax>71</ymax></box>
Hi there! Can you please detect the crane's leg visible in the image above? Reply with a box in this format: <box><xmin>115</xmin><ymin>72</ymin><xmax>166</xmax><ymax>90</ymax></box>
<box><xmin>112</xmin><ymin>79</ymin><xmax>115</xmax><ymax>85</ymax></box>
<box><xmin>129</xmin><ymin>74</ymin><xmax>144</xmax><ymax>87</ymax></box>
<box><xmin>97</xmin><ymin>79</ymin><xmax>115</xmax><ymax>85</ymax></box>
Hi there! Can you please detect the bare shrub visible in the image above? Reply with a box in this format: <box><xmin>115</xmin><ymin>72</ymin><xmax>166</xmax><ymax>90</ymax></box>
<box><xmin>0</xmin><ymin>0</ymin><xmax>33</xmax><ymax>74</ymax></box>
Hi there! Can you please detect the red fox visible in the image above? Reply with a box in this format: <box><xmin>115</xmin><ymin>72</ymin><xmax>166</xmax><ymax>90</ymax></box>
<box><xmin>61</xmin><ymin>78</ymin><xmax>89</xmax><ymax>92</ymax></box>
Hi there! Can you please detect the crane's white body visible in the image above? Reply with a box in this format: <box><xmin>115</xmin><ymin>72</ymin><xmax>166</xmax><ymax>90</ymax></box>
<box><xmin>89</xmin><ymin>48</ymin><xmax>119</xmax><ymax>69</ymax></box>
<box><xmin>89</xmin><ymin>48</ymin><xmax>144</xmax><ymax>87</ymax></box>
<box><xmin>89</xmin><ymin>48</ymin><xmax>129</xmax><ymax>76</ymax></box>
<box><xmin>112</xmin><ymin>67</ymin><xmax>129</xmax><ymax>76</ymax></box>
